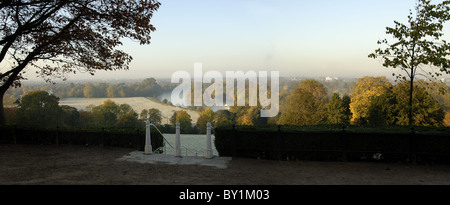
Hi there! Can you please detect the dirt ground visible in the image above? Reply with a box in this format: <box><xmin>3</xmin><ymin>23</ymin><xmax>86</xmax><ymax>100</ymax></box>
<box><xmin>2</xmin><ymin>144</ymin><xmax>450</xmax><ymax>185</ymax></box>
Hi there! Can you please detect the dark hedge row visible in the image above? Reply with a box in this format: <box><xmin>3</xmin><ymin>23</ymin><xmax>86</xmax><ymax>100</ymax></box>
<box><xmin>214</xmin><ymin>127</ymin><xmax>450</xmax><ymax>163</ymax></box>
<box><xmin>0</xmin><ymin>126</ymin><xmax>163</xmax><ymax>151</ymax></box>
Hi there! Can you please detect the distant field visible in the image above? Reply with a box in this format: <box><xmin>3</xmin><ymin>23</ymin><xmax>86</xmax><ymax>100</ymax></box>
<box><xmin>60</xmin><ymin>97</ymin><xmax>200</xmax><ymax>124</ymax></box>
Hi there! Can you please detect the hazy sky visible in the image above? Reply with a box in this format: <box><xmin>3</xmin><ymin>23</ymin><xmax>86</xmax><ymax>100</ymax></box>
<box><xmin>26</xmin><ymin>0</ymin><xmax>450</xmax><ymax>80</ymax></box>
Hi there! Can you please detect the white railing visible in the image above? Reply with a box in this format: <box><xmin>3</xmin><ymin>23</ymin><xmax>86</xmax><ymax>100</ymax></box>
<box><xmin>144</xmin><ymin>121</ymin><xmax>214</xmax><ymax>159</ymax></box>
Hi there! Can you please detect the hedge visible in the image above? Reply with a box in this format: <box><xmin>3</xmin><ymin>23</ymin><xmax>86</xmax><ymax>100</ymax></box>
<box><xmin>0</xmin><ymin>126</ymin><xmax>164</xmax><ymax>152</ymax></box>
<box><xmin>214</xmin><ymin>126</ymin><xmax>450</xmax><ymax>163</ymax></box>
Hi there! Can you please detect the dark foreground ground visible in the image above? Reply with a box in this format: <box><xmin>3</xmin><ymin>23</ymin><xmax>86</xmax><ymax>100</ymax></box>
<box><xmin>1</xmin><ymin>144</ymin><xmax>450</xmax><ymax>185</ymax></box>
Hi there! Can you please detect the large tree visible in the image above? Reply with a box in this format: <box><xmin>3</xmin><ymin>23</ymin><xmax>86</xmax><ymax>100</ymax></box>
<box><xmin>278</xmin><ymin>79</ymin><xmax>327</xmax><ymax>126</ymax></box>
<box><xmin>196</xmin><ymin>107</ymin><xmax>214</xmax><ymax>132</ymax></box>
<box><xmin>368</xmin><ymin>0</ymin><xmax>450</xmax><ymax>126</ymax></box>
<box><xmin>14</xmin><ymin>90</ymin><xmax>64</xmax><ymax>128</ymax></box>
<box><xmin>0</xmin><ymin>0</ymin><xmax>161</xmax><ymax>125</ymax></box>
<box><xmin>326</xmin><ymin>93</ymin><xmax>350</xmax><ymax>125</ymax></box>
<box><xmin>349</xmin><ymin>76</ymin><xmax>392</xmax><ymax>125</ymax></box>
<box><xmin>393</xmin><ymin>81</ymin><xmax>444</xmax><ymax>127</ymax></box>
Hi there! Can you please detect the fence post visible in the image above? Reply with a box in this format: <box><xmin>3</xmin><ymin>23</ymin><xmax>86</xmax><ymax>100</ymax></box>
<box><xmin>145</xmin><ymin>120</ymin><xmax>152</xmax><ymax>155</ymax></box>
<box><xmin>205</xmin><ymin>122</ymin><xmax>213</xmax><ymax>159</ymax></box>
<box><xmin>175</xmin><ymin>121</ymin><xmax>181</xmax><ymax>157</ymax></box>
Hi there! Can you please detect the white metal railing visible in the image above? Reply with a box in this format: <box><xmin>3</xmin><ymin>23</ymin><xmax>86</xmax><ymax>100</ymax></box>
<box><xmin>144</xmin><ymin>121</ymin><xmax>213</xmax><ymax>158</ymax></box>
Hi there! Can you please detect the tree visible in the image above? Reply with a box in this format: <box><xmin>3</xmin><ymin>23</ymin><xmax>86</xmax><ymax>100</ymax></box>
<box><xmin>91</xmin><ymin>100</ymin><xmax>138</xmax><ymax>127</ymax></box>
<box><xmin>342</xmin><ymin>94</ymin><xmax>352</xmax><ymax>123</ymax></box>
<box><xmin>368</xmin><ymin>0</ymin><xmax>450</xmax><ymax>126</ymax></box>
<box><xmin>83</xmin><ymin>82</ymin><xmax>95</xmax><ymax>98</ymax></box>
<box><xmin>298</xmin><ymin>79</ymin><xmax>328</xmax><ymax>103</ymax></box>
<box><xmin>393</xmin><ymin>81</ymin><xmax>444</xmax><ymax>126</ymax></box>
<box><xmin>444</xmin><ymin>110</ymin><xmax>450</xmax><ymax>127</ymax></box>
<box><xmin>367</xmin><ymin>86</ymin><xmax>398</xmax><ymax>126</ymax></box>
<box><xmin>118</xmin><ymin>103</ymin><xmax>135</xmax><ymax>116</ymax></box>
<box><xmin>175</xmin><ymin>110</ymin><xmax>192</xmax><ymax>131</ymax></box>
<box><xmin>326</xmin><ymin>93</ymin><xmax>348</xmax><ymax>125</ymax></box>
<box><xmin>350</xmin><ymin>76</ymin><xmax>392</xmax><ymax>125</ymax></box>
<box><xmin>196</xmin><ymin>107</ymin><xmax>214</xmax><ymax>132</ymax></box>
<box><xmin>278</xmin><ymin>79</ymin><xmax>327</xmax><ymax>126</ymax></box>
<box><xmin>215</xmin><ymin>109</ymin><xmax>235</xmax><ymax>127</ymax></box>
<box><xmin>61</xmin><ymin>105</ymin><xmax>81</xmax><ymax>127</ymax></box>
<box><xmin>147</xmin><ymin>108</ymin><xmax>162</xmax><ymax>125</ymax></box>
<box><xmin>14</xmin><ymin>91</ymin><xmax>64</xmax><ymax>128</ymax></box>
<box><xmin>116</xmin><ymin>112</ymin><xmax>139</xmax><ymax>128</ymax></box>
<box><xmin>170</xmin><ymin>111</ymin><xmax>177</xmax><ymax>126</ymax></box>
<box><xmin>0</xmin><ymin>0</ymin><xmax>161</xmax><ymax>125</ymax></box>
<box><xmin>91</xmin><ymin>100</ymin><xmax>120</xmax><ymax>127</ymax></box>
<box><xmin>140</xmin><ymin>109</ymin><xmax>149</xmax><ymax>120</ymax></box>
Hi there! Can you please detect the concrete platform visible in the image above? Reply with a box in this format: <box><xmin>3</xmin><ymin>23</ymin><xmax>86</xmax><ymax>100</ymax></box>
<box><xmin>117</xmin><ymin>151</ymin><xmax>232</xmax><ymax>169</ymax></box>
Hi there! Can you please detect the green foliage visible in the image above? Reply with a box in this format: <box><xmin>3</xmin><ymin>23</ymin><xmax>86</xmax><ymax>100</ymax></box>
<box><xmin>350</xmin><ymin>76</ymin><xmax>393</xmax><ymax>125</ymax></box>
<box><xmin>170</xmin><ymin>110</ymin><xmax>193</xmax><ymax>132</ymax></box>
<box><xmin>83</xmin><ymin>83</ymin><xmax>95</xmax><ymax>98</ymax></box>
<box><xmin>394</xmin><ymin>81</ymin><xmax>445</xmax><ymax>127</ymax></box>
<box><xmin>90</xmin><ymin>100</ymin><xmax>139</xmax><ymax>128</ymax></box>
<box><xmin>61</xmin><ymin>105</ymin><xmax>81</xmax><ymax>127</ymax></box>
<box><xmin>278</xmin><ymin>79</ymin><xmax>327</xmax><ymax>126</ymax></box>
<box><xmin>419</xmin><ymin>80</ymin><xmax>450</xmax><ymax>111</ymax></box>
<box><xmin>367</xmin><ymin>87</ymin><xmax>398</xmax><ymax>126</ymax></box>
<box><xmin>351</xmin><ymin>79</ymin><xmax>445</xmax><ymax>127</ymax></box>
<box><xmin>139</xmin><ymin>109</ymin><xmax>149</xmax><ymax>120</ymax></box>
<box><xmin>369</xmin><ymin>0</ymin><xmax>450</xmax><ymax>79</ymax></box>
<box><xmin>196</xmin><ymin>107</ymin><xmax>214</xmax><ymax>133</ymax></box>
<box><xmin>214</xmin><ymin>109</ymin><xmax>235</xmax><ymax>128</ymax></box>
<box><xmin>14</xmin><ymin>91</ymin><xmax>65</xmax><ymax>128</ymax></box>
<box><xmin>326</xmin><ymin>93</ymin><xmax>350</xmax><ymax>125</ymax></box>
<box><xmin>177</xmin><ymin>110</ymin><xmax>192</xmax><ymax>130</ymax></box>
<box><xmin>369</xmin><ymin>0</ymin><xmax>450</xmax><ymax>125</ymax></box>
<box><xmin>170</xmin><ymin>111</ymin><xmax>177</xmax><ymax>126</ymax></box>
<box><xmin>298</xmin><ymin>79</ymin><xmax>328</xmax><ymax>102</ymax></box>
<box><xmin>116</xmin><ymin>112</ymin><xmax>139</xmax><ymax>128</ymax></box>
<box><xmin>445</xmin><ymin>111</ymin><xmax>450</xmax><ymax>127</ymax></box>
<box><xmin>0</xmin><ymin>0</ymin><xmax>161</xmax><ymax>125</ymax></box>
<box><xmin>6</xmin><ymin>78</ymin><xmax>167</xmax><ymax>99</ymax></box>
<box><xmin>147</xmin><ymin>108</ymin><xmax>162</xmax><ymax>125</ymax></box>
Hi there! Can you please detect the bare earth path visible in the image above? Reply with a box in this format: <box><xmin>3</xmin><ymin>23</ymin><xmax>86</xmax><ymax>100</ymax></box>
<box><xmin>2</xmin><ymin>144</ymin><xmax>450</xmax><ymax>185</ymax></box>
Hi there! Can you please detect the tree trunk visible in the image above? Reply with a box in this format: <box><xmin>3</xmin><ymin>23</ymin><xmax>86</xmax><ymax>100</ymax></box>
<box><xmin>409</xmin><ymin>74</ymin><xmax>414</xmax><ymax>127</ymax></box>
<box><xmin>0</xmin><ymin>91</ymin><xmax>5</xmax><ymax>126</ymax></box>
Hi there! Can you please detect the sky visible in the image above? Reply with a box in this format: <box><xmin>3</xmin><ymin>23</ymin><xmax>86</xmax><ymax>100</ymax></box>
<box><xmin>25</xmin><ymin>0</ymin><xmax>450</xmax><ymax>80</ymax></box>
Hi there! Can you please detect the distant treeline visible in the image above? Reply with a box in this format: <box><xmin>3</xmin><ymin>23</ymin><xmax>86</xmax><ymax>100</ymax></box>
<box><xmin>5</xmin><ymin>78</ymin><xmax>175</xmax><ymax>99</ymax></box>
<box><xmin>4</xmin><ymin>77</ymin><xmax>356</xmax><ymax>103</ymax></box>
<box><xmin>4</xmin><ymin>76</ymin><xmax>450</xmax><ymax>129</ymax></box>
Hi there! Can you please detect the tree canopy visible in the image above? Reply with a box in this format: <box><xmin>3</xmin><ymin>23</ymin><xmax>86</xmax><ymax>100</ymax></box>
<box><xmin>350</xmin><ymin>76</ymin><xmax>392</xmax><ymax>125</ymax></box>
<box><xmin>0</xmin><ymin>0</ymin><xmax>161</xmax><ymax>125</ymax></box>
<box><xmin>326</xmin><ymin>93</ymin><xmax>351</xmax><ymax>125</ymax></box>
<box><xmin>14</xmin><ymin>90</ymin><xmax>64</xmax><ymax>128</ymax></box>
<box><xmin>368</xmin><ymin>0</ymin><xmax>450</xmax><ymax>126</ymax></box>
<box><xmin>278</xmin><ymin>79</ymin><xmax>327</xmax><ymax>126</ymax></box>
